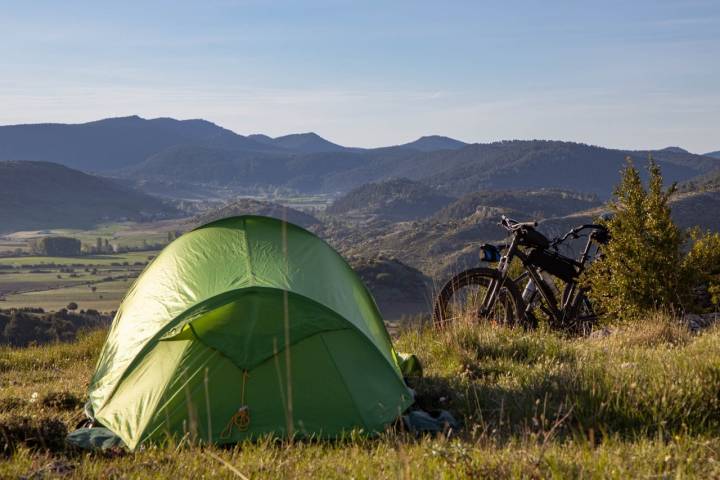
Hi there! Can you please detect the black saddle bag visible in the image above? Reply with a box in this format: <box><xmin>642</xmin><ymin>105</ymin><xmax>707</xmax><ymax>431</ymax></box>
<box><xmin>527</xmin><ymin>248</ymin><xmax>580</xmax><ymax>282</ymax></box>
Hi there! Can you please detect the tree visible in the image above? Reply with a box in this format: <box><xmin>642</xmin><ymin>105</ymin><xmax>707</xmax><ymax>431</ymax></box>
<box><xmin>37</xmin><ymin>237</ymin><xmax>81</xmax><ymax>256</ymax></box>
<box><xmin>584</xmin><ymin>159</ymin><xmax>687</xmax><ymax>320</ymax></box>
<box><xmin>684</xmin><ymin>229</ymin><xmax>720</xmax><ymax>310</ymax></box>
<box><xmin>66</xmin><ymin>302</ymin><xmax>78</xmax><ymax>311</ymax></box>
<box><xmin>3</xmin><ymin>311</ymin><xmax>48</xmax><ymax>347</ymax></box>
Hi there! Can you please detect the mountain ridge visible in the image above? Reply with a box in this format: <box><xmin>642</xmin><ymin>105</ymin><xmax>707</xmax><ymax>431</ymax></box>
<box><xmin>3</xmin><ymin>116</ymin><xmax>719</xmax><ymax>200</ymax></box>
<box><xmin>0</xmin><ymin>115</ymin><xmax>282</xmax><ymax>172</ymax></box>
<box><xmin>249</xmin><ymin>132</ymin><xmax>357</xmax><ymax>153</ymax></box>
<box><xmin>122</xmin><ymin>139</ymin><xmax>720</xmax><ymax>199</ymax></box>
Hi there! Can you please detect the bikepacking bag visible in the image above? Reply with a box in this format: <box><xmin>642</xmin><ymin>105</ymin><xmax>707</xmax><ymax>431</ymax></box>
<box><xmin>518</xmin><ymin>228</ymin><xmax>550</xmax><ymax>249</ymax></box>
<box><xmin>527</xmin><ymin>248</ymin><xmax>579</xmax><ymax>282</ymax></box>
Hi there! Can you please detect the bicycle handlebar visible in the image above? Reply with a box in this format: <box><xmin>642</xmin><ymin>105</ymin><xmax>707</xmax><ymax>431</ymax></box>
<box><xmin>500</xmin><ymin>215</ymin><xmax>538</xmax><ymax>230</ymax></box>
<box><xmin>551</xmin><ymin>224</ymin><xmax>607</xmax><ymax>247</ymax></box>
<box><xmin>499</xmin><ymin>216</ymin><xmax>607</xmax><ymax>249</ymax></box>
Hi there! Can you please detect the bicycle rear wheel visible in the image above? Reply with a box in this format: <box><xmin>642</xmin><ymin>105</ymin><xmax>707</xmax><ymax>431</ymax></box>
<box><xmin>432</xmin><ymin>267</ymin><xmax>526</xmax><ymax>328</ymax></box>
<box><xmin>561</xmin><ymin>284</ymin><xmax>598</xmax><ymax>335</ymax></box>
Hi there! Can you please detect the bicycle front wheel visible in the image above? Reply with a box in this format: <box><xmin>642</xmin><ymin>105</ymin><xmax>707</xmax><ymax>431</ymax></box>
<box><xmin>432</xmin><ymin>267</ymin><xmax>526</xmax><ymax>328</ymax></box>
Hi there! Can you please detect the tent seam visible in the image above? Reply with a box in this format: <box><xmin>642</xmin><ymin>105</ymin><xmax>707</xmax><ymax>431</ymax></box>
<box><xmin>241</xmin><ymin>217</ymin><xmax>255</xmax><ymax>284</ymax></box>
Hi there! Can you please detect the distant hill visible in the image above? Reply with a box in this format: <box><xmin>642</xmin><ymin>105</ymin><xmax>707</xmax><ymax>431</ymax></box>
<box><xmin>670</xmin><ymin>190</ymin><xmax>720</xmax><ymax>232</ymax></box>
<box><xmin>3</xmin><ymin>116</ymin><xmax>718</xmax><ymax>199</ymax></box>
<box><xmin>326</xmin><ymin>182</ymin><xmax>720</xmax><ymax>279</ymax></box>
<box><xmin>326</xmin><ymin>178</ymin><xmax>454</xmax><ymax>221</ymax></box>
<box><xmin>320</xmin><ymin>189</ymin><xmax>602</xmax><ymax>277</ymax></box>
<box><xmin>399</xmin><ymin>135</ymin><xmax>467</xmax><ymax>151</ymax></box>
<box><xmin>189</xmin><ymin>198</ymin><xmax>321</xmax><ymax>229</ymax></box>
<box><xmin>348</xmin><ymin>255</ymin><xmax>431</xmax><ymax>319</ymax></box>
<box><xmin>0</xmin><ymin>116</ymin><xmax>280</xmax><ymax>172</ymax></box>
<box><xmin>540</xmin><ymin>188</ymin><xmax>720</xmax><ymax>248</ymax></box>
<box><xmin>126</xmin><ymin>139</ymin><xmax>720</xmax><ymax>199</ymax></box>
<box><xmin>248</xmin><ymin>132</ymin><xmax>355</xmax><ymax>153</ymax></box>
<box><xmin>0</xmin><ymin>161</ymin><xmax>179</xmax><ymax>233</ymax></box>
<box><xmin>678</xmin><ymin>169</ymin><xmax>720</xmax><ymax>193</ymax></box>
<box><xmin>372</xmin><ymin>141</ymin><xmax>720</xmax><ymax>198</ymax></box>
<box><xmin>432</xmin><ymin>189</ymin><xmax>601</xmax><ymax>223</ymax></box>
<box><xmin>705</xmin><ymin>151</ymin><xmax>720</xmax><ymax>159</ymax></box>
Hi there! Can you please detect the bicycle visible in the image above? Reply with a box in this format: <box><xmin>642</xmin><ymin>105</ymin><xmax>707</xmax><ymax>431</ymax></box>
<box><xmin>432</xmin><ymin>215</ymin><xmax>609</xmax><ymax>333</ymax></box>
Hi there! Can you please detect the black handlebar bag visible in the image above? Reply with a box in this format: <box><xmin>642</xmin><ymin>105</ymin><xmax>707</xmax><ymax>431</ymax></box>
<box><xmin>517</xmin><ymin>227</ymin><xmax>550</xmax><ymax>249</ymax></box>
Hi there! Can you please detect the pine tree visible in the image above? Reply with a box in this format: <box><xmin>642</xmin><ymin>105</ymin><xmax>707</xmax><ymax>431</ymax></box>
<box><xmin>585</xmin><ymin>159</ymin><xmax>687</xmax><ymax>319</ymax></box>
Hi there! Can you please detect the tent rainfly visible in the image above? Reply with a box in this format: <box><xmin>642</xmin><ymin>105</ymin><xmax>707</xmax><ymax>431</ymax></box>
<box><xmin>85</xmin><ymin>216</ymin><xmax>413</xmax><ymax>449</ymax></box>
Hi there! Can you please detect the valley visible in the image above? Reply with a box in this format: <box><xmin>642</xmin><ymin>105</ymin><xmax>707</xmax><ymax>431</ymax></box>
<box><xmin>0</xmin><ymin>116</ymin><xmax>718</xmax><ymax>322</ymax></box>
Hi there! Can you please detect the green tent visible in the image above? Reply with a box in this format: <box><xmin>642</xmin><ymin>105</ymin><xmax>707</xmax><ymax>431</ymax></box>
<box><xmin>86</xmin><ymin>216</ymin><xmax>413</xmax><ymax>450</ymax></box>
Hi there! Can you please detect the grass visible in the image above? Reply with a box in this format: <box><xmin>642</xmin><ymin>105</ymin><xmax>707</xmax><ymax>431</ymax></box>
<box><xmin>1</xmin><ymin>315</ymin><xmax>720</xmax><ymax>478</ymax></box>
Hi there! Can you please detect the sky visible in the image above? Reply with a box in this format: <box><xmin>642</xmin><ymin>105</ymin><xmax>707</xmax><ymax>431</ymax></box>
<box><xmin>1</xmin><ymin>0</ymin><xmax>719</xmax><ymax>152</ymax></box>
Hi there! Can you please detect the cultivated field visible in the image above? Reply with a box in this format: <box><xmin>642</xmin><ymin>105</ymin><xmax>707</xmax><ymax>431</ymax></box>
<box><xmin>0</xmin><ymin>251</ymin><xmax>159</xmax><ymax>312</ymax></box>
<box><xmin>1</xmin><ymin>317</ymin><xmax>719</xmax><ymax>478</ymax></box>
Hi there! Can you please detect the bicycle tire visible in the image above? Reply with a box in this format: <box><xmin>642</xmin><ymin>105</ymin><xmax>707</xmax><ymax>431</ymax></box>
<box><xmin>560</xmin><ymin>284</ymin><xmax>598</xmax><ymax>334</ymax></box>
<box><xmin>432</xmin><ymin>267</ymin><xmax>527</xmax><ymax>328</ymax></box>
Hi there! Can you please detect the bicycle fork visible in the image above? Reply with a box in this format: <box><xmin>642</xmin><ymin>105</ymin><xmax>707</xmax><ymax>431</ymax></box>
<box><xmin>479</xmin><ymin>237</ymin><xmax>517</xmax><ymax>317</ymax></box>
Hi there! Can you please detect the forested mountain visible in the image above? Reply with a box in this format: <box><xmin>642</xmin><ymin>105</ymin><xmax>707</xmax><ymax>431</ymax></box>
<box><xmin>124</xmin><ymin>139</ymin><xmax>720</xmax><ymax>198</ymax></box>
<box><xmin>0</xmin><ymin>116</ymin><xmax>282</xmax><ymax>172</ymax></box>
<box><xmin>0</xmin><ymin>161</ymin><xmax>178</xmax><ymax>233</ymax></box>
<box><xmin>705</xmin><ymin>151</ymin><xmax>720</xmax><ymax>159</ymax></box>
<box><xmin>431</xmin><ymin>189</ymin><xmax>601</xmax><ymax>223</ymax></box>
<box><xmin>248</xmin><ymin>132</ymin><xmax>356</xmax><ymax>153</ymax></box>
<box><xmin>326</xmin><ymin>179</ymin><xmax>454</xmax><ymax>221</ymax></box>
<box><xmin>398</xmin><ymin>135</ymin><xmax>467</xmax><ymax>151</ymax></box>
<box><xmin>2</xmin><ymin>116</ymin><xmax>718</xmax><ymax>199</ymax></box>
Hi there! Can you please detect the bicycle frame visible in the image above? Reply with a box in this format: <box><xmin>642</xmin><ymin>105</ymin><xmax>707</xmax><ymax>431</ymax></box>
<box><xmin>480</xmin><ymin>227</ymin><xmax>602</xmax><ymax>326</ymax></box>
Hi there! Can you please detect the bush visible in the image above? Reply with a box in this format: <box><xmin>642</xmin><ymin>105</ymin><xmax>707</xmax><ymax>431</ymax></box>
<box><xmin>684</xmin><ymin>229</ymin><xmax>720</xmax><ymax>310</ymax></box>
<box><xmin>584</xmin><ymin>160</ymin><xmax>688</xmax><ymax>320</ymax></box>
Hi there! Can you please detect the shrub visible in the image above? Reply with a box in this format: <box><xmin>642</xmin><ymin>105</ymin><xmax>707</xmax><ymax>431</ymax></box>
<box><xmin>684</xmin><ymin>229</ymin><xmax>720</xmax><ymax>310</ymax></box>
<box><xmin>584</xmin><ymin>159</ymin><xmax>688</xmax><ymax>320</ymax></box>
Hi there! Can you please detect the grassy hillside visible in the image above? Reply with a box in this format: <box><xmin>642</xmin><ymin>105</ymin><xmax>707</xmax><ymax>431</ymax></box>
<box><xmin>1</xmin><ymin>318</ymin><xmax>720</xmax><ymax>477</ymax></box>
<box><xmin>0</xmin><ymin>161</ymin><xmax>179</xmax><ymax>233</ymax></box>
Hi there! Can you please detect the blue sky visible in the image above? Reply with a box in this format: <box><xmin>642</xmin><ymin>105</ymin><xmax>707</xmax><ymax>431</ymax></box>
<box><xmin>1</xmin><ymin>0</ymin><xmax>718</xmax><ymax>152</ymax></box>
